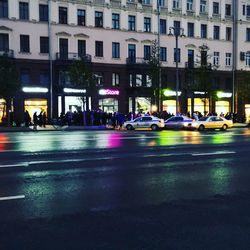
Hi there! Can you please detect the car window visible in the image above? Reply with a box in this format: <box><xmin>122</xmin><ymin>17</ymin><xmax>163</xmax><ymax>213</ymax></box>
<box><xmin>142</xmin><ymin>117</ymin><xmax>152</xmax><ymax>121</ymax></box>
<box><xmin>176</xmin><ymin>117</ymin><xmax>183</xmax><ymax>121</ymax></box>
<box><xmin>167</xmin><ymin>117</ymin><xmax>176</xmax><ymax>122</ymax></box>
<box><xmin>134</xmin><ymin>117</ymin><xmax>141</xmax><ymax>122</ymax></box>
<box><xmin>198</xmin><ymin>117</ymin><xmax>208</xmax><ymax>121</ymax></box>
<box><xmin>216</xmin><ymin>117</ymin><xmax>223</xmax><ymax>121</ymax></box>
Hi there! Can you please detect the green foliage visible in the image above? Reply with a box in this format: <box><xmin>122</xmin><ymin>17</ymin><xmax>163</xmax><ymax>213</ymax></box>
<box><xmin>68</xmin><ymin>59</ymin><xmax>93</xmax><ymax>88</ymax></box>
<box><xmin>237</xmin><ymin>71</ymin><xmax>250</xmax><ymax>102</ymax></box>
<box><xmin>147</xmin><ymin>40</ymin><xmax>161</xmax><ymax>87</ymax></box>
<box><xmin>0</xmin><ymin>56</ymin><xmax>19</xmax><ymax>98</ymax></box>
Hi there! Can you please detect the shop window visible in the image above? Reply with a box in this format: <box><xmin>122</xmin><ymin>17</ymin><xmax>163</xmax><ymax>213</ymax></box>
<box><xmin>94</xmin><ymin>73</ymin><xmax>104</xmax><ymax>86</ymax></box>
<box><xmin>24</xmin><ymin>98</ymin><xmax>48</xmax><ymax>119</ymax></box>
<box><xmin>145</xmin><ymin>75</ymin><xmax>152</xmax><ymax>87</ymax></box>
<box><xmin>99</xmin><ymin>98</ymin><xmax>118</xmax><ymax>113</ymax></box>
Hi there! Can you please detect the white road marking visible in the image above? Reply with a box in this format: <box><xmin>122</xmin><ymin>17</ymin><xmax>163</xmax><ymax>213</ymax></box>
<box><xmin>192</xmin><ymin>151</ymin><xmax>236</xmax><ymax>156</ymax></box>
<box><xmin>0</xmin><ymin>195</ymin><xmax>25</xmax><ymax>201</ymax></box>
<box><xmin>0</xmin><ymin>163</ymin><xmax>28</xmax><ymax>168</ymax></box>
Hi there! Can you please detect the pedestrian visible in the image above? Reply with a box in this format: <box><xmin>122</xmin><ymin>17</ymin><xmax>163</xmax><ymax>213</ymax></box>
<box><xmin>42</xmin><ymin>112</ymin><xmax>46</xmax><ymax>128</ymax></box>
<box><xmin>24</xmin><ymin>110</ymin><xmax>31</xmax><ymax>127</ymax></box>
<box><xmin>33</xmin><ymin>112</ymin><xmax>38</xmax><ymax>130</ymax></box>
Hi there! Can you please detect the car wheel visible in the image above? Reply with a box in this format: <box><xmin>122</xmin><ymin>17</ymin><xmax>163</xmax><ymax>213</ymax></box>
<box><xmin>221</xmin><ymin>124</ymin><xmax>228</xmax><ymax>130</ymax></box>
<box><xmin>198</xmin><ymin>125</ymin><xmax>205</xmax><ymax>131</ymax></box>
<box><xmin>151</xmin><ymin>124</ymin><xmax>158</xmax><ymax>131</ymax></box>
<box><xmin>126</xmin><ymin>124</ymin><xmax>133</xmax><ymax>130</ymax></box>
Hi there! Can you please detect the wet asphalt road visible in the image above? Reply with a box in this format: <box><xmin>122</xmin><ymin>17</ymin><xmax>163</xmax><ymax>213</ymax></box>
<box><xmin>0</xmin><ymin>129</ymin><xmax>250</xmax><ymax>221</ymax></box>
<box><xmin>1</xmin><ymin>128</ymin><xmax>250</xmax><ymax>223</ymax></box>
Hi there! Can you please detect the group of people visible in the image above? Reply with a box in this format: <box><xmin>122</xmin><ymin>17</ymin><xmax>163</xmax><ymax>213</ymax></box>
<box><xmin>24</xmin><ymin>110</ymin><xmax>47</xmax><ymax>129</ymax></box>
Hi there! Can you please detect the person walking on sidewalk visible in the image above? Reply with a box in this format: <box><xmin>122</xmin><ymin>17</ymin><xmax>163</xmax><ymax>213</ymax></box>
<box><xmin>33</xmin><ymin>112</ymin><xmax>38</xmax><ymax>130</ymax></box>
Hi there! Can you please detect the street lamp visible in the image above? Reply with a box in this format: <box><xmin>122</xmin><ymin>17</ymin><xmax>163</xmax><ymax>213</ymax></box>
<box><xmin>168</xmin><ymin>27</ymin><xmax>185</xmax><ymax>115</ymax></box>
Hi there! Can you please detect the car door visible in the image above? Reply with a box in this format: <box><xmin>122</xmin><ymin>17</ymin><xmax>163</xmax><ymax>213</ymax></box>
<box><xmin>165</xmin><ymin>117</ymin><xmax>177</xmax><ymax>129</ymax></box>
<box><xmin>141</xmin><ymin>116</ymin><xmax>152</xmax><ymax>128</ymax></box>
<box><xmin>133</xmin><ymin>117</ymin><xmax>142</xmax><ymax>128</ymax></box>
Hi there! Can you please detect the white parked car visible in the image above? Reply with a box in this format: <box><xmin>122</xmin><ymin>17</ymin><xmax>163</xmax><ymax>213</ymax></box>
<box><xmin>193</xmin><ymin>116</ymin><xmax>233</xmax><ymax>131</ymax></box>
<box><xmin>124</xmin><ymin>116</ymin><xmax>165</xmax><ymax>130</ymax></box>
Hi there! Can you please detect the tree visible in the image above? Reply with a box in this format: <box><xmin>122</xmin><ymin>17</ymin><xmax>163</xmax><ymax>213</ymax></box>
<box><xmin>147</xmin><ymin>39</ymin><xmax>161</xmax><ymax>111</ymax></box>
<box><xmin>0</xmin><ymin>56</ymin><xmax>19</xmax><ymax>125</ymax></box>
<box><xmin>68</xmin><ymin>58</ymin><xmax>93</xmax><ymax>125</ymax></box>
<box><xmin>188</xmin><ymin>44</ymin><xmax>217</xmax><ymax>115</ymax></box>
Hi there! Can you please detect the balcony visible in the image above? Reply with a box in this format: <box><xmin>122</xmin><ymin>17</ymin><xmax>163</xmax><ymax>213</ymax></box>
<box><xmin>56</xmin><ymin>53</ymin><xmax>92</xmax><ymax>62</ymax></box>
<box><xmin>126</xmin><ymin>57</ymin><xmax>148</xmax><ymax>64</ymax></box>
<box><xmin>0</xmin><ymin>49</ymin><xmax>14</xmax><ymax>58</ymax></box>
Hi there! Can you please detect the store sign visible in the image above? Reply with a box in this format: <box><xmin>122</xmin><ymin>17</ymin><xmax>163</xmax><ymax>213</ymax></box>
<box><xmin>217</xmin><ymin>92</ymin><xmax>232</xmax><ymax>98</ymax></box>
<box><xmin>63</xmin><ymin>88</ymin><xmax>86</xmax><ymax>93</ymax></box>
<box><xmin>163</xmin><ymin>90</ymin><xmax>181</xmax><ymax>97</ymax></box>
<box><xmin>99</xmin><ymin>89</ymin><xmax>119</xmax><ymax>96</ymax></box>
<box><xmin>22</xmin><ymin>87</ymin><xmax>48</xmax><ymax>93</ymax></box>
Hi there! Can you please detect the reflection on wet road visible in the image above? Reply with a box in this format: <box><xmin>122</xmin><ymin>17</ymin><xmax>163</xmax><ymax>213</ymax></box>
<box><xmin>0</xmin><ymin>128</ymin><xmax>250</xmax><ymax>221</ymax></box>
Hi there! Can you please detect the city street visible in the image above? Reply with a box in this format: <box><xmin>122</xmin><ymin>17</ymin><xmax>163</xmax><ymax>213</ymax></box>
<box><xmin>1</xmin><ymin>128</ymin><xmax>250</xmax><ymax>249</ymax></box>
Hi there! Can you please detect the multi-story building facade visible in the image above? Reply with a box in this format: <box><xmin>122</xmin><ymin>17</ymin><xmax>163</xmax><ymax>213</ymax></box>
<box><xmin>0</xmin><ymin>0</ymin><xmax>250</xmax><ymax>122</ymax></box>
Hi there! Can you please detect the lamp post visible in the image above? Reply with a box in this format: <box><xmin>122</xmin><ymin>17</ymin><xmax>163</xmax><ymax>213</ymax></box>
<box><xmin>168</xmin><ymin>27</ymin><xmax>185</xmax><ymax>115</ymax></box>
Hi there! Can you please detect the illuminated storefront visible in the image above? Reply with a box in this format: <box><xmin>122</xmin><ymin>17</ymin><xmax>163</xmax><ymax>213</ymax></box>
<box><xmin>215</xmin><ymin>101</ymin><xmax>230</xmax><ymax>115</ymax></box>
<box><xmin>245</xmin><ymin>104</ymin><xmax>250</xmax><ymax>122</ymax></box>
<box><xmin>99</xmin><ymin>89</ymin><xmax>119</xmax><ymax>113</ymax></box>
<box><xmin>188</xmin><ymin>98</ymin><xmax>209</xmax><ymax>115</ymax></box>
<box><xmin>162</xmin><ymin>100</ymin><xmax>176</xmax><ymax>114</ymax></box>
<box><xmin>0</xmin><ymin>99</ymin><xmax>6</xmax><ymax>123</ymax></box>
<box><xmin>24</xmin><ymin>98</ymin><xmax>48</xmax><ymax>119</ymax></box>
<box><xmin>129</xmin><ymin>97</ymin><xmax>151</xmax><ymax>114</ymax></box>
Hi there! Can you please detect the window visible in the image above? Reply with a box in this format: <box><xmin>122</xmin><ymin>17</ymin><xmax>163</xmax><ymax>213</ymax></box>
<box><xmin>225</xmin><ymin>4</ymin><xmax>231</xmax><ymax>16</ymax></box>
<box><xmin>112</xmin><ymin>13</ymin><xmax>120</xmax><ymax>29</ymax></box>
<box><xmin>40</xmin><ymin>37</ymin><xmax>49</xmax><ymax>53</ymax></box>
<box><xmin>145</xmin><ymin>75</ymin><xmax>152</xmax><ymax>87</ymax></box>
<box><xmin>200</xmin><ymin>0</ymin><xmax>206</xmax><ymax>13</ymax></box>
<box><xmin>144</xmin><ymin>17</ymin><xmax>151</xmax><ymax>32</ymax></box>
<box><xmin>158</xmin><ymin>0</ymin><xmax>165</xmax><ymax>7</ymax></box>
<box><xmin>39</xmin><ymin>4</ymin><xmax>48</xmax><ymax>22</ymax></box>
<box><xmin>246</xmin><ymin>52</ymin><xmax>250</xmax><ymax>66</ymax></box>
<box><xmin>143</xmin><ymin>0</ymin><xmax>151</xmax><ymax>4</ymax></box>
<box><xmin>136</xmin><ymin>74</ymin><xmax>142</xmax><ymax>87</ymax></box>
<box><xmin>94</xmin><ymin>73</ymin><xmax>104</xmax><ymax>86</ymax></box>
<box><xmin>128</xmin><ymin>44</ymin><xmax>136</xmax><ymax>63</ymax></box>
<box><xmin>225</xmin><ymin>53</ymin><xmax>231</xmax><ymax>66</ymax></box>
<box><xmin>112</xmin><ymin>73</ymin><xmax>120</xmax><ymax>86</ymax></box>
<box><xmin>173</xmin><ymin>0</ymin><xmax>180</xmax><ymax>9</ymax></box>
<box><xmin>213</xmin><ymin>52</ymin><xmax>219</xmax><ymax>65</ymax></box>
<box><xmin>59</xmin><ymin>38</ymin><xmax>68</xmax><ymax>59</ymax></box>
<box><xmin>247</xmin><ymin>5</ymin><xmax>250</xmax><ymax>16</ymax></box>
<box><xmin>59</xmin><ymin>7</ymin><xmax>67</xmax><ymax>24</ymax></box>
<box><xmin>213</xmin><ymin>26</ymin><xmax>220</xmax><ymax>40</ymax></box>
<box><xmin>243</xmin><ymin>5</ymin><xmax>246</xmax><ymax>16</ymax></box>
<box><xmin>78</xmin><ymin>40</ymin><xmax>86</xmax><ymax>56</ymax></box>
<box><xmin>0</xmin><ymin>33</ymin><xmax>9</xmax><ymax>51</ymax></box>
<box><xmin>213</xmin><ymin>2</ymin><xmax>219</xmax><ymax>15</ymax></box>
<box><xmin>160</xmin><ymin>47</ymin><xmax>167</xmax><ymax>61</ymax></box>
<box><xmin>39</xmin><ymin>71</ymin><xmax>49</xmax><ymax>85</ymax></box>
<box><xmin>144</xmin><ymin>45</ymin><xmax>151</xmax><ymax>60</ymax></box>
<box><xmin>19</xmin><ymin>2</ymin><xmax>29</xmax><ymax>20</ymax></box>
<box><xmin>247</xmin><ymin>28</ymin><xmax>250</xmax><ymax>41</ymax></box>
<box><xmin>77</xmin><ymin>9</ymin><xmax>85</xmax><ymax>26</ymax></box>
<box><xmin>0</xmin><ymin>0</ymin><xmax>8</xmax><ymax>18</ymax></box>
<box><xmin>188</xmin><ymin>49</ymin><xmax>194</xmax><ymax>67</ymax></box>
<box><xmin>95</xmin><ymin>11</ymin><xmax>103</xmax><ymax>27</ymax></box>
<box><xmin>174</xmin><ymin>48</ymin><xmax>181</xmax><ymax>62</ymax></box>
<box><xmin>201</xmin><ymin>24</ymin><xmax>207</xmax><ymax>38</ymax></box>
<box><xmin>173</xmin><ymin>20</ymin><xmax>181</xmax><ymax>35</ymax></box>
<box><xmin>20</xmin><ymin>35</ymin><xmax>30</xmax><ymax>53</ymax></box>
<box><xmin>187</xmin><ymin>0</ymin><xmax>193</xmax><ymax>11</ymax></box>
<box><xmin>20</xmin><ymin>69</ymin><xmax>30</xmax><ymax>84</ymax></box>
<box><xmin>187</xmin><ymin>22</ymin><xmax>194</xmax><ymax>37</ymax></box>
<box><xmin>128</xmin><ymin>15</ymin><xmax>136</xmax><ymax>31</ymax></box>
<box><xmin>129</xmin><ymin>74</ymin><xmax>133</xmax><ymax>87</ymax></box>
<box><xmin>226</xmin><ymin>27</ymin><xmax>232</xmax><ymax>41</ymax></box>
<box><xmin>112</xmin><ymin>42</ymin><xmax>120</xmax><ymax>58</ymax></box>
<box><xmin>95</xmin><ymin>41</ymin><xmax>103</xmax><ymax>57</ymax></box>
<box><xmin>160</xmin><ymin>19</ymin><xmax>166</xmax><ymax>34</ymax></box>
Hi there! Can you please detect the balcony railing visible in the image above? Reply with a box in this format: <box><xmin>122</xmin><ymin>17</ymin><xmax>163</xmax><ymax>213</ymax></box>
<box><xmin>0</xmin><ymin>49</ymin><xmax>14</xmax><ymax>58</ymax></box>
<box><xmin>126</xmin><ymin>57</ymin><xmax>148</xmax><ymax>64</ymax></box>
<box><xmin>56</xmin><ymin>53</ymin><xmax>92</xmax><ymax>62</ymax></box>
